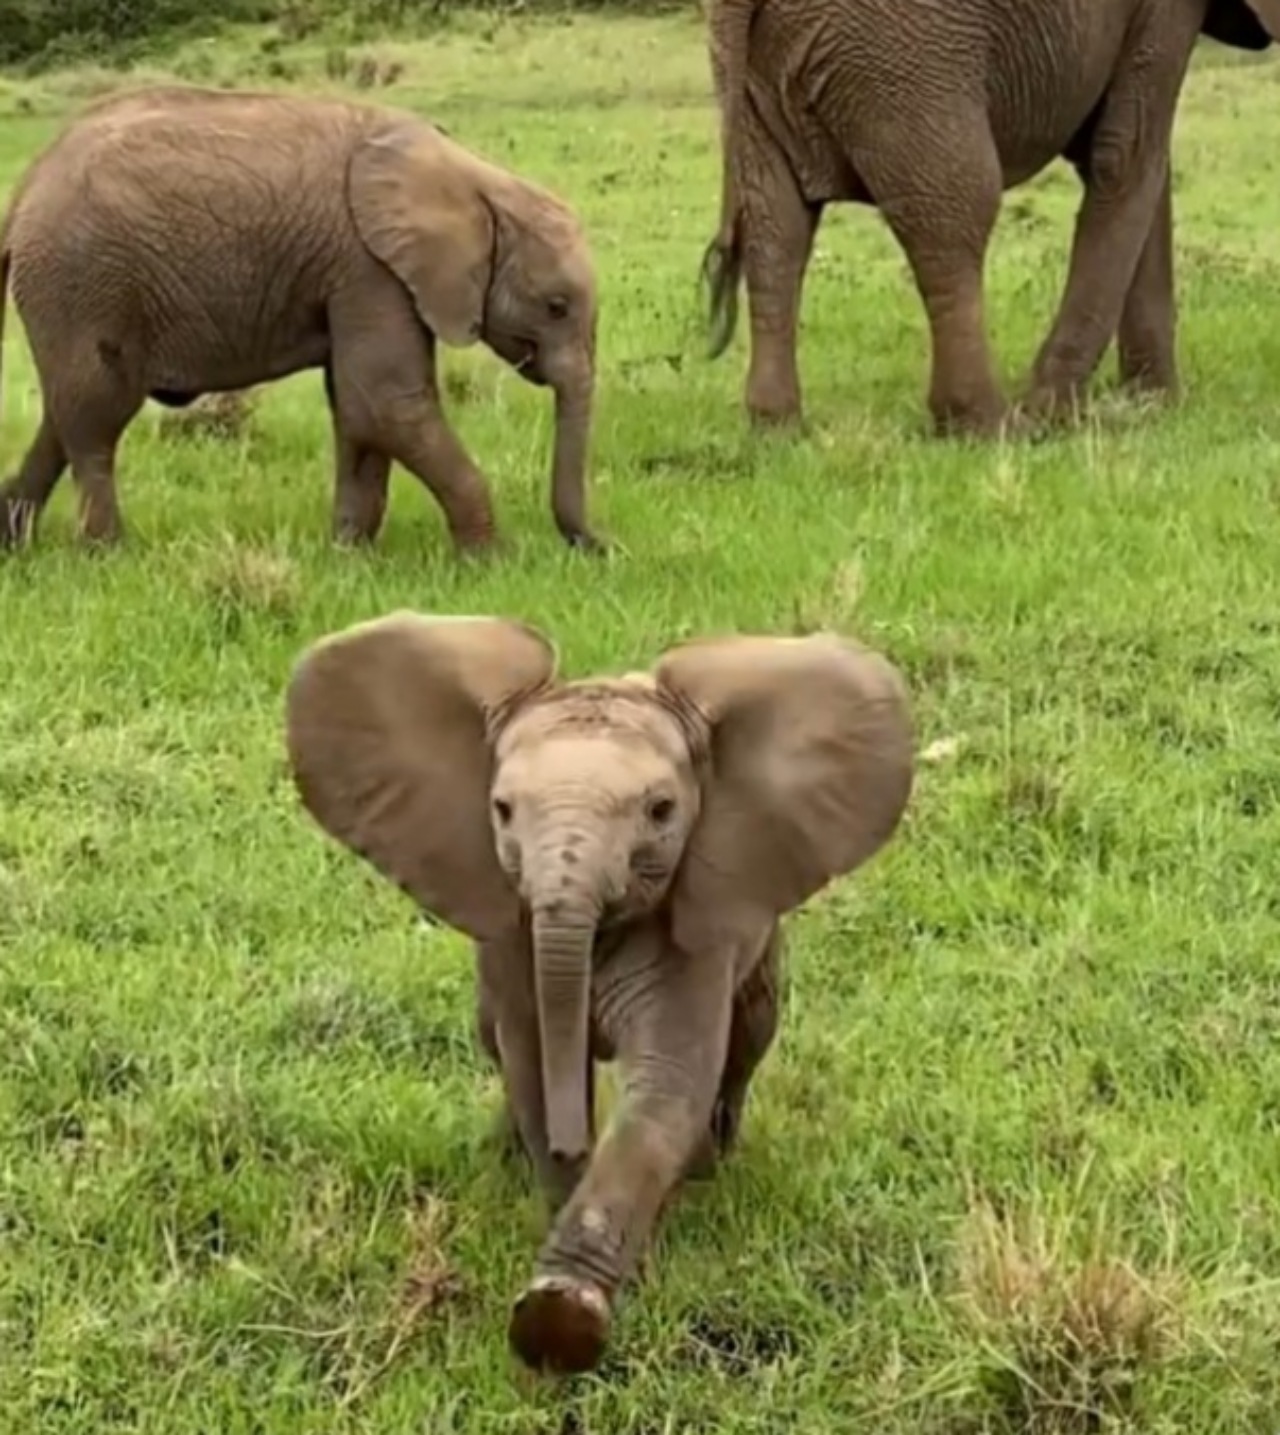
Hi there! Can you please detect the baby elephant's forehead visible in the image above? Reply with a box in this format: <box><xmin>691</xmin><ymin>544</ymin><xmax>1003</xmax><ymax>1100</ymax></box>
<box><xmin>495</xmin><ymin>680</ymin><xmax>689</xmax><ymax>761</ymax></box>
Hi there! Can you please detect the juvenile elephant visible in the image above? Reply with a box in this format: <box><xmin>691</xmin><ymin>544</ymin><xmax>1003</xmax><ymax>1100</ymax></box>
<box><xmin>702</xmin><ymin>0</ymin><xmax>1280</xmax><ymax>436</ymax></box>
<box><xmin>0</xmin><ymin>85</ymin><xmax>601</xmax><ymax>552</ymax></box>
<box><xmin>284</xmin><ymin>613</ymin><xmax>914</xmax><ymax>1373</ymax></box>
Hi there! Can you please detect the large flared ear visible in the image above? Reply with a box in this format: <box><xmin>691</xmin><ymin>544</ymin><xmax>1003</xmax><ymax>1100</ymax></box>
<box><xmin>654</xmin><ymin>633</ymin><xmax>914</xmax><ymax>957</ymax></box>
<box><xmin>348</xmin><ymin>120</ymin><xmax>495</xmax><ymax>347</ymax></box>
<box><xmin>1202</xmin><ymin>0</ymin><xmax>1280</xmax><ymax>47</ymax></box>
<box><xmin>285</xmin><ymin>612</ymin><xmax>558</xmax><ymax>941</ymax></box>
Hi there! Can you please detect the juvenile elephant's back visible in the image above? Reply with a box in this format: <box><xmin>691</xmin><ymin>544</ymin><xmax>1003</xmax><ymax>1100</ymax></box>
<box><xmin>10</xmin><ymin>90</ymin><xmax>363</xmax><ymax>246</ymax></box>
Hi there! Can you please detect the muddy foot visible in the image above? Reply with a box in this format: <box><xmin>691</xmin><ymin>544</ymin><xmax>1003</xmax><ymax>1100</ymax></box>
<box><xmin>508</xmin><ymin>1274</ymin><xmax>611</xmax><ymax>1375</ymax></box>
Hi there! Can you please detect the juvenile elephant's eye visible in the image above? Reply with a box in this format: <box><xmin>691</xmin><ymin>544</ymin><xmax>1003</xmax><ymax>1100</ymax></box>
<box><xmin>547</xmin><ymin>295</ymin><xmax>570</xmax><ymax>320</ymax></box>
<box><xmin>493</xmin><ymin>798</ymin><xmax>513</xmax><ymax>825</ymax></box>
<box><xmin>647</xmin><ymin>797</ymin><xmax>675</xmax><ymax>826</ymax></box>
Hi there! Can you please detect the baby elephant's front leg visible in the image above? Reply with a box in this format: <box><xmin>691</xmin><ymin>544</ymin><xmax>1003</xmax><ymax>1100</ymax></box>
<box><xmin>476</xmin><ymin>936</ymin><xmax>588</xmax><ymax>1210</ymax></box>
<box><xmin>507</xmin><ymin>922</ymin><xmax>735</xmax><ymax>1375</ymax></box>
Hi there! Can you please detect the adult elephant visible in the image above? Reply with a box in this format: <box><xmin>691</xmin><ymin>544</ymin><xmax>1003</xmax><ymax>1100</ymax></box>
<box><xmin>701</xmin><ymin>0</ymin><xmax>1280</xmax><ymax>436</ymax></box>
<box><xmin>0</xmin><ymin>85</ymin><xmax>601</xmax><ymax>553</ymax></box>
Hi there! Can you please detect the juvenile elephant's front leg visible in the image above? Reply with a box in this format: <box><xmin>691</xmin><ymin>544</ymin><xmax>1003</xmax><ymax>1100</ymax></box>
<box><xmin>507</xmin><ymin>923</ymin><xmax>734</xmax><ymax>1375</ymax></box>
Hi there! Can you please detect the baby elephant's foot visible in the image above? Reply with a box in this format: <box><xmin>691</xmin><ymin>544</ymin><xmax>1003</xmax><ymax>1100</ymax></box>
<box><xmin>485</xmin><ymin>1103</ymin><xmax>528</xmax><ymax>1166</ymax></box>
<box><xmin>509</xmin><ymin>1274</ymin><xmax>611</xmax><ymax>1375</ymax></box>
<box><xmin>683</xmin><ymin>1093</ymin><xmax>748</xmax><ymax>1181</ymax></box>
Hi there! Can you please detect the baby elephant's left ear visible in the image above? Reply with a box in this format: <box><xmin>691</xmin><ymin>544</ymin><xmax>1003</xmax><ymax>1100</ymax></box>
<box><xmin>654</xmin><ymin>632</ymin><xmax>914</xmax><ymax>958</ymax></box>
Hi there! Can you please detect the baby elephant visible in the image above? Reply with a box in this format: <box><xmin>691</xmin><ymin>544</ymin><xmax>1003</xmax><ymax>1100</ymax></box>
<box><xmin>0</xmin><ymin>85</ymin><xmax>600</xmax><ymax>553</ymax></box>
<box><xmin>284</xmin><ymin>613</ymin><xmax>914</xmax><ymax>1374</ymax></box>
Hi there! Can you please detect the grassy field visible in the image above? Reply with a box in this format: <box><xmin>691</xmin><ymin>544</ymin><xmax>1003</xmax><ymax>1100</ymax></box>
<box><xmin>3</xmin><ymin>11</ymin><xmax>1280</xmax><ymax>1431</ymax></box>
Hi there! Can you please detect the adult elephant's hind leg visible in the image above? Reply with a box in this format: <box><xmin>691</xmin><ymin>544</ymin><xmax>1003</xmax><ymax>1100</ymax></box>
<box><xmin>1</xmin><ymin>413</ymin><xmax>67</xmax><ymax>548</ymax></box>
<box><xmin>1024</xmin><ymin>31</ymin><xmax>1196</xmax><ymax>420</ymax></box>
<box><xmin>1116</xmin><ymin>165</ymin><xmax>1178</xmax><ymax>397</ymax></box>
<box><xmin>851</xmin><ymin>111</ymin><xmax>1006</xmax><ymax>436</ymax></box>
<box><xmin>738</xmin><ymin>107</ymin><xmax>821</xmax><ymax>427</ymax></box>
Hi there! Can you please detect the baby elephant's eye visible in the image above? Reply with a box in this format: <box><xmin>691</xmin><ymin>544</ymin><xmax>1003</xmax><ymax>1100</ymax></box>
<box><xmin>547</xmin><ymin>294</ymin><xmax>570</xmax><ymax>320</ymax></box>
<box><xmin>647</xmin><ymin>796</ymin><xmax>675</xmax><ymax>826</ymax></box>
<box><xmin>493</xmin><ymin>797</ymin><xmax>513</xmax><ymax>825</ymax></box>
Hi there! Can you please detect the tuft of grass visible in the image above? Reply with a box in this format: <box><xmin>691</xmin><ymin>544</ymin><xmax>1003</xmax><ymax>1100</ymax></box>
<box><xmin>157</xmin><ymin>389</ymin><xmax>261</xmax><ymax>444</ymax></box>
<box><xmin>194</xmin><ymin>536</ymin><xmax>303</xmax><ymax>638</ymax></box>
<box><xmin>955</xmin><ymin>1197</ymin><xmax>1186</xmax><ymax>1432</ymax></box>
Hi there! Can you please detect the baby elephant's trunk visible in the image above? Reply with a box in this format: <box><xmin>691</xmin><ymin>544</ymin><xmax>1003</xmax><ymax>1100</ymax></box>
<box><xmin>530</xmin><ymin>896</ymin><xmax>599</xmax><ymax>1168</ymax></box>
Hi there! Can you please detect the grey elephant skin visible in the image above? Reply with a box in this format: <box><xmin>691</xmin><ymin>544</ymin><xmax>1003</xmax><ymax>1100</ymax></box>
<box><xmin>283</xmin><ymin>612</ymin><xmax>915</xmax><ymax>1374</ymax></box>
<box><xmin>0</xmin><ymin>85</ymin><xmax>601</xmax><ymax>553</ymax></box>
<box><xmin>702</xmin><ymin>0</ymin><xmax>1280</xmax><ymax>436</ymax></box>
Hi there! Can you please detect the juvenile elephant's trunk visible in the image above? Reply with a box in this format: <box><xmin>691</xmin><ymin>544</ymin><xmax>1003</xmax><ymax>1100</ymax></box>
<box><xmin>703</xmin><ymin>0</ymin><xmax>757</xmax><ymax>359</ymax></box>
<box><xmin>531</xmin><ymin>899</ymin><xmax>599</xmax><ymax>1164</ymax></box>
<box><xmin>550</xmin><ymin>369</ymin><xmax>597</xmax><ymax>551</ymax></box>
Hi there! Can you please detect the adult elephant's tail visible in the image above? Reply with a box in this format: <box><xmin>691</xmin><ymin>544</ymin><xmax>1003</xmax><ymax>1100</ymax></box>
<box><xmin>701</xmin><ymin>0</ymin><xmax>758</xmax><ymax>359</ymax></box>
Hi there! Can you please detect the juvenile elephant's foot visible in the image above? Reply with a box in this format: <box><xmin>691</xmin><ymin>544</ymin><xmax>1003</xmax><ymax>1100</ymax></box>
<box><xmin>78</xmin><ymin>522</ymin><xmax>124</xmax><ymax>552</ymax></box>
<box><xmin>0</xmin><ymin>487</ymin><xmax>37</xmax><ymax>549</ymax></box>
<box><xmin>508</xmin><ymin>1273</ymin><xmax>611</xmax><ymax>1375</ymax></box>
<box><xmin>450</xmin><ymin>525</ymin><xmax>501</xmax><ymax>563</ymax></box>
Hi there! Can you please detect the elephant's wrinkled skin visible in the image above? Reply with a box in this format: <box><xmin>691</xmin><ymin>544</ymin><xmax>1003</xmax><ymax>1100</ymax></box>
<box><xmin>702</xmin><ymin>0</ymin><xmax>1280</xmax><ymax>435</ymax></box>
<box><xmin>284</xmin><ymin>613</ymin><xmax>915</xmax><ymax>1374</ymax></box>
<box><xmin>0</xmin><ymin>86</ymin><xmax>601</xmax><ymax>552</ymax></box>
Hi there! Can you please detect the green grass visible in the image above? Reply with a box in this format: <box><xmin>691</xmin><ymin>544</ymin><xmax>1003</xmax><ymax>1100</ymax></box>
<box><xmin>3</xmin><ymin>11</ymin><xmax>1280</xmax><ymax>1431</ymax></box>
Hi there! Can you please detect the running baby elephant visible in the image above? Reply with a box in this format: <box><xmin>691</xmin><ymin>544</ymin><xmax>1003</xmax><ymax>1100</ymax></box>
<box><xmin>284</xmin><ymin>612</ymin><xmax>915</xmax><ymax>1374</ymax></box>
<box><xmin>0</xmin><ymin>85</ymin><xmax>601</xmax><ymax>553</ymax></box>
<box><xmin>702</xmin><ymin>0</ymin><xmax>1280</xmax><ymax>436</ymax></box>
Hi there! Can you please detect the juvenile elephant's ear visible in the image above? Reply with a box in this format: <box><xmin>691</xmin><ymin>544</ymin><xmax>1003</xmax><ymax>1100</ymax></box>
<box><xmin>654</xmin><ymin>633</ymin><xmax>914</xmax><ymax>958</ymax></box>
<box><xmin>285</xmin><ymin>612</ymin><xmax>558</xmax><ymax>941</ymax></box>
<box><xmin>349</xmin><ymin>121</ymin><xmax>494</xmax><ymax>347</ymax></box>
<box><xmin>1203</xmin><ymin>0</ymin><xmax>1280</xmax><ymax>47</ymax></box>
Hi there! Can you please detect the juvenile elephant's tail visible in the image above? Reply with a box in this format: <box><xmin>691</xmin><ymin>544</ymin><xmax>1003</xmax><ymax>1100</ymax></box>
<box><xmin>0</xmin><ymin>237</ymin><xmax>9</xmax><ymax>444</ymax></box>
<box><xmin>702</xmin><ymin>0</ymin><xmax>757</xmax><ymax>360</ymax></box>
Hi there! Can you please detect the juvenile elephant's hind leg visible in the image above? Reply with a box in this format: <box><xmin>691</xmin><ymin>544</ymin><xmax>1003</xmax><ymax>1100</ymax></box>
<box><xmin>738</xmin><ymin>107</ymin><xmax>821</xmax><ymax>427</ymax></box>
<box><xmin>1</xmin><ymin>414</ymin><xmax>67</xmax><ymax>548</ymax></box>
<box><xmin>44</xmin><ymin>348</ymin><xmax>145</xmax><ymax>547</ymax></box>
<box><xmin>852</xmin><ymin>113</ymin><xmax>1006</xmax><ymax>436</ymax></box>
<box><xmin>324</xmin><ymin>363</ymin><xmax>391</xmax><ymax>544</ymax></box>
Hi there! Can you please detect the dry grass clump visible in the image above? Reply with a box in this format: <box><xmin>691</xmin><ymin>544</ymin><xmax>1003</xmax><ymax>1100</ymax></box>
<box><xmin>157</xmin><ymin>389</ymin><xmax>260</xmax><ymax>443</ymax></box>
<box><xmin>955</xmin><ymin>1197</ymin><xmax>1186</xmax><ymax>1433</ymax></box>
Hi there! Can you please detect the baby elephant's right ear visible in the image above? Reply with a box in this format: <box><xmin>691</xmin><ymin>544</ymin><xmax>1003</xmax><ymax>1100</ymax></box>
<box><xmin>284</xmin><ymin>612</ymin><xmax>557</xmax><ymax>940</ymax></box>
